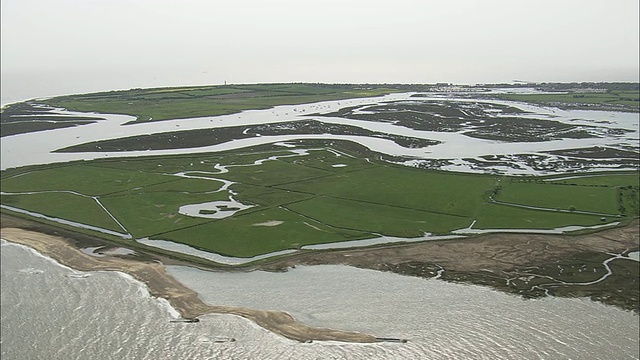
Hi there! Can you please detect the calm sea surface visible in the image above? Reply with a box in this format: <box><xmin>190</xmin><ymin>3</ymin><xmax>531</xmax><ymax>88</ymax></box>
<box><xmin>2</xmin><ymin>241</ymin><xmax>638</xmax><ymax>359</ymax></box>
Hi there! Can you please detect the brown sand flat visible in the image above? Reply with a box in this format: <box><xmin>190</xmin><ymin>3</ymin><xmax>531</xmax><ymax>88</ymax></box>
<box><xmin>0</xmin><ymin>227</ymin><xmax>378</xmax><ymax>343</ymax></box>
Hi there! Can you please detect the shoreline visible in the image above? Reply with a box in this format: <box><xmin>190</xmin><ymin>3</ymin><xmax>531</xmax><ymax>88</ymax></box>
<box><xmin>1</xmin><ymin>215</ymin><xmax>638</xmax><ymax>341</ymax></box>
<box><xmin>0</xmin><ymin>227</ymin><xmax>379</xmax><ymax>343</ymax></box>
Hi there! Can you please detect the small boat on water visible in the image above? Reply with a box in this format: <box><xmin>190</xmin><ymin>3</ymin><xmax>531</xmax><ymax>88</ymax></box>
<box><xmin>212</xmin><ymin>337</ymin><xmax>236</xmax><ymax>343</ymax></box>
<box><xmin>170</xmin><ymin>318</ymin><xmax>200</xmax><ymax>323</ymax></box>
<box><xmin>376</xmin><ymin>337</ymin><xmax>408</xmax><ymax>343</ymax></box>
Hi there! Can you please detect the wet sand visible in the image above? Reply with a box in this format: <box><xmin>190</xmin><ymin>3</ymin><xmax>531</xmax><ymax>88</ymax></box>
<box><xmin>0</xmin><ymin>227</ymin><xmax>378</xmax><ymax>343</ymax></box>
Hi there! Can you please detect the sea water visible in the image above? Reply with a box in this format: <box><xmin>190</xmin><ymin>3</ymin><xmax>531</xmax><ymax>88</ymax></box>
<box><xmin>2</xmin><ymin>240</ymin><xmax>638</xmax><ymax>359</ymax></box>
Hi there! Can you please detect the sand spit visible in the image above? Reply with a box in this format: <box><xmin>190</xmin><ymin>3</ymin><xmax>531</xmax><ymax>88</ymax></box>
<box><xmin>0</xmin><ymin>228</ymin><xmax>378</xmax><ymax>343</ymax></box>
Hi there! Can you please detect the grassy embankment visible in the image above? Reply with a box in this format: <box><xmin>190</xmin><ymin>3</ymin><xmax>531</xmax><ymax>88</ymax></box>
<box><xmin>41</xmin><ymin>83</ymin><xmax>401</xmax><ymax>123</ymax></box>
<box><xmin>1</xmin><ymin>143</ymin><xmax>638</xmax><ymax>258</ymax></box>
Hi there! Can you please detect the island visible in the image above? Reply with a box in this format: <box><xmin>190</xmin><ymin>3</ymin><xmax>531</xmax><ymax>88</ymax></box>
<box><xmin>1</xmin><ymin>82</ymin><xmax>638</xmax><ymax>342</ymax></box>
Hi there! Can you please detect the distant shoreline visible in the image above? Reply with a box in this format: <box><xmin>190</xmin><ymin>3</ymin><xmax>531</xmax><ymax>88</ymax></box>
<box><xmin>0</xmin><ymin>227</ymin><xmax>380</xmax><ymax>343</ymax></box>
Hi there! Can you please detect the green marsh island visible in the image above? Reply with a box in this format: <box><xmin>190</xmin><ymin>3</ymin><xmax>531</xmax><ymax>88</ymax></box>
<box><xmin>1</xmin><ymin>82</ymin><xmax>639</xmax><ymax>316</ymax></box>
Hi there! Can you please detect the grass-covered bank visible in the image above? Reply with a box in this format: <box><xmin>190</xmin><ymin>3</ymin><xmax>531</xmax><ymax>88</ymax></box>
<box><xmin>38</xmin><ymin>83</ymin><xmax>400</xmax><ymax>123</ymax></box>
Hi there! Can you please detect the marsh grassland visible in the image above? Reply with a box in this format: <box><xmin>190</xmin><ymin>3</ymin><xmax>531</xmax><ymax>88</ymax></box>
<box><xmin>1</xmin><ymin>82</ymin><xmax>638</xmax><ymax>313</ymax></box>
<box><xmin>2</xmin><ymin>141</ymin><xmax>637</xmax><ymax>258</ymax></box>
<box><xmin>38</xmin><ymin>83</ymin><xmax>398</xmax><ymax>123</ymax></box>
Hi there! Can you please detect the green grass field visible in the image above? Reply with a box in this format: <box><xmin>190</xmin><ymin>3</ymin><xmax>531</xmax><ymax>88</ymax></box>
<box><xmin>0</xmin><ymin>164</ymin><xmax>173</xmax><ymax>196</ymax></box>
<box><xmin>2</xmin><ymin>143</ymin><xmax>638</xmax><ymax>258</ymax></box>
<box><xmin>473</xmin><ymin>202</ymin><xmax>611</xmax><ymax>229</ymax></box>
<box><xmin>41</xmin><ymin>83</ymin><xmax>400</xmax><ymax>122</ymax></box>
<box><xmin>495</xmin><ymin>181</ymin><xmax>619</xmax><ymax>214</ymax></box>
<box><xmin>0</xmin><ymin>192</ymin><xmax>124</xmax><ymax>232</ymax></box>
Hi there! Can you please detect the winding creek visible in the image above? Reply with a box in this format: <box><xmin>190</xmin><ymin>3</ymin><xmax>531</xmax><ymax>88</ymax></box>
<box><xmin>510</xmin><ymin>250</ymin><xmax>640</xmax><ymax>295</ymax></box>
<box><xmin>1</xmin><ymin>91</ymin><xmax>638</xmax><ymax>172</ymax></box>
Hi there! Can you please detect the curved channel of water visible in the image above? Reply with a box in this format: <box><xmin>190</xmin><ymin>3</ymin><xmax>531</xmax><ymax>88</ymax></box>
<box><xmin>2</xmin><ymin>91</ymin><xmax>637</xmax><ymax>173</ymax></box>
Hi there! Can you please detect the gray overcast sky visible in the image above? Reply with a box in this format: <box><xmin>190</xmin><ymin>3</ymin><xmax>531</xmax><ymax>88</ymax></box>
<box><xmin>1</xmin><ymin>0</ymin><xmax>638</xmax><ymax>102</ymax></box>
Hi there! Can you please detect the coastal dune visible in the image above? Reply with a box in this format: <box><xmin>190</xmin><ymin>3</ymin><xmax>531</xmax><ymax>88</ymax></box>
<box><xmin>0</xmin><ymin>227</ymin><xmax>378</xmax><ymax>343</ymax></box>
